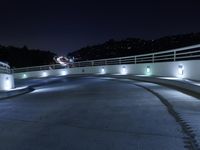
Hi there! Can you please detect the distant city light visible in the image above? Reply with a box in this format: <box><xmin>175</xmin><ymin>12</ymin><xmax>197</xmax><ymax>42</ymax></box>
<box><xmin>54</xmin><ymin>56</ymin><xmax>74</xmax><ymax>66</ymax></box>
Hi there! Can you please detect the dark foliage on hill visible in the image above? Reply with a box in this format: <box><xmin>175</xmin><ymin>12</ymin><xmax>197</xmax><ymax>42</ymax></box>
<box><xmin>68</xmin><ymin>33</ymin><xmax>200</xmax><ymax>61</ymax></box>
<box><xmin>0</xmin><ymin>45</ymin><xmax>56</xmax><ymax>68</ymax></box>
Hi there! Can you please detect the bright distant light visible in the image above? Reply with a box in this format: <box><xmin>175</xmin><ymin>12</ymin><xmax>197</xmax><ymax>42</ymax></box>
<box><xmin>146</xmin><ymin>66</ymin><xmax>151</xmax><ymax>73</ymax></box>
<box><xmin>42</xmin><ymin>72</ymin><xmax>48</xmax><ymax>77</ymax></box>
<box><xmin>54</xmin><ymin>56</ymin><xmax>74</xmax><ymax>66</ymax></box>
<box><xmin>22</xmin><ymin>74</ymin><xmax>27</xmax><ymax>79</ymax></box>
<box><xmin>60</xmin><ymin>70</ymin><xmax>67</xmax><ymax>76</ymax></box>
<box><xmin>121</xmin><ymin>66</ymin><xmax>127</xmax><ymax>75</ymax></box>
<box><xmin>178</xmin><ymin>65</ymin><xmax>184</xmax><ymax>75</ymax></box>
<box><xmin>101</xmin><ymin>67</ymin><xmax>105</xmax><ymax>74</ymax></box>
<box><xmin>56</xmin><ymin>56</ymin><xmax>68</xmax><ymax>66</ymax></box>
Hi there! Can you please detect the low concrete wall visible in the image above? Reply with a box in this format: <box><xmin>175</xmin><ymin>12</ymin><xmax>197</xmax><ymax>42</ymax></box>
<box><xmin>14</xmin><ymin>60</ymin><xmax>200</xmax><ymax>81</ymax></box>
<box><xmin>0</xmin><ymin>74</ymin><xmax>15</xmax><ymax>91</ymax></box>
<box><xmin>0</xmin><ymin>86</ymin><xmax>33</xmax><ymax>99</ymax></box>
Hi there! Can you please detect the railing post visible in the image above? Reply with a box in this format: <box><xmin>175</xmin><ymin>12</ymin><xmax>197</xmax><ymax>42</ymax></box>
<box><xmin>135</xmin><ymin>56</ymin><xmax>137</xmax><ymax>64</ymax></box>
<box><xmin>152</xmin><ymin>54</ymin><xmax>154</xmax><ymax>63</ymax></box>
<box><xmin>174</xmin><ymin>51</ymin><xmax>176</xmax><ymax>61</ymax></box>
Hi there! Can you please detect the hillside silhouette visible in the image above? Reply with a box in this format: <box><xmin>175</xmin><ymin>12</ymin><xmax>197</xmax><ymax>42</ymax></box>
<box><xmin>68</xmin><ymin>33</ymin><xmax>200</xmax><ymax>61</ymax></box>
<box><xmin>0</xmin><ymin>45</ymin><xmax>56</xmax><ymax>68</ymax></box>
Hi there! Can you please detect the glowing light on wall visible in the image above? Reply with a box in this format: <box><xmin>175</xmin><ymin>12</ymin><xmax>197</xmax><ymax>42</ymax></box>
<box><xmin>22</xmin><ymin>74</ymin><xmax>27</xmax><ymax>79</ymax></box>
<box><xmin>121</xmin><ymin>66</ymin><xmax>127</xmax><ymax>75</ymax></box>
<box><xmin>146</xmin><ymin>66</ymin><xmax>151</xmax><ymax>73</ymax></box>
<box><xmin>60</xmin><ymin>70</ymin><xmax>67</xmax><ymax>76</ymax></box>
<box><xmin>101</xmin><ymin>67</ymin><xmax>105</xmax><ymax>74</ymax></box>
<box><xmin>42</xmin><ymin>72</ymin><xmax>48</xmax><ymax>77</ymax></box>
<box><xmin>178</xmin><ymin>65</ymin><xmax>184</xmax><ymax>75</ymax></box>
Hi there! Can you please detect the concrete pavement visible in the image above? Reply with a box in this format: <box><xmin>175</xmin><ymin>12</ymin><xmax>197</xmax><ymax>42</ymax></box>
<box><xmin>0</xmin><ymin>76</ymin><xmax>187</xmax><ymax>150</ymax></box>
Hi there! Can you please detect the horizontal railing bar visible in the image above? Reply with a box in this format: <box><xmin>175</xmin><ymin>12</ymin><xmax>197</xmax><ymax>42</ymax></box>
<box><xmin>176</xmin><ymin>54</ymin><xmax>200</xmax><ymax>59</ymax></box>
<box><xmin>176</xmin><ymin>50</ymin><xmax>200</xmax><ymax>55</ymax></box>
<box><xmin>136</xmin><ymin>58</ymin><xmax>152</xmax><ymax>61</ymax></box>
<box><xmin>136</xmin><ymin>57</ymin><xmax>152</xmax><ymax>60</ymax></box>
<box><xmin>154</xmin><ymin>54</ymin><xmax>174</xmax><ymax>58</ymax></box>
<box><xmin>121</xmin><ymin>60</ymin><xmax>135</xmax><ymax>62</ymax></box>
<box><xmin>154</xmin><ymin>58</ymin><xmax>174</xmax><ymax>61</ymax></box>
<box><xmin>12</xmin><ymin>64</ymin><xmax>61</xmax><ymax>70</ymax></box>
<box><xmin>137</xmin><ymin>60</ymin><xmax>152</xmax><ymax>63</ymax></box>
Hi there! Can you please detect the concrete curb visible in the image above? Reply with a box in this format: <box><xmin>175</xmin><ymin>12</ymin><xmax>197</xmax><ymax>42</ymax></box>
<box><xmin>0</xmin><ymin>76</ymin><xmax>69</xmax><ymax>100</ymax></box>
<box><xmin>107</xmin><ymin>75</ymin><xmax>200</xmax><ymax>98</ymax></box>
<box><xmin>0</xmin><ymin>86</ymin><xmax>34</xmax><ymax>100</ymax></box>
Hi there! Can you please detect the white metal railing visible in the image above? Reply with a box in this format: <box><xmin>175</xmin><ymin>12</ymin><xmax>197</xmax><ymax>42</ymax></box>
<box><xmin>0</xmin><ymin>61</ymin><xmax>11</xmax><ymax>74</ymax></box>
<box><xmin>13</xmin><ymin>44</ymin><xmax>200</xmax><ymax>73</ymax></box>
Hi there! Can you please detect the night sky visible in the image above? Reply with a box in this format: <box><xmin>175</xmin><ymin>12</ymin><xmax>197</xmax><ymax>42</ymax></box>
<box><xmin>0</xmin><ymin>0</ymin><xmax>200</xmax><ymax>55</ymax></box>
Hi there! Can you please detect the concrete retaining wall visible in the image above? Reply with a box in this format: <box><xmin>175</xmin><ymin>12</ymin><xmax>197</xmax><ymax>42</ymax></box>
<box><xmin>14</xmin><ymin>60</ymin><xmax>200</xmax><ymax>81</ymax></box>
<box><xmin>0</xmin><ymin>86</ymin><xmax>33</xmax><ymax>99</ymax></box>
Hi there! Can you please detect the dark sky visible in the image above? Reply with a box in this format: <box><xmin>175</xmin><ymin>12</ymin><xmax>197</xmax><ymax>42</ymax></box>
<box><xmin>0</xmin><ymin>0</ymin><xmax>200</xmax><ymax>55</ymax></box>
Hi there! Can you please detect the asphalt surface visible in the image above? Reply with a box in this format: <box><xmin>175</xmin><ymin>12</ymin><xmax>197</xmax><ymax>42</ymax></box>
<box><xmin>0</xmin><ymin>76</ymin><xmax>187</xmax><ymax>150</ymax></box>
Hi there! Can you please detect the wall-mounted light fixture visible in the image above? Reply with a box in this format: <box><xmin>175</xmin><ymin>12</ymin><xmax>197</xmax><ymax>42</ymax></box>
<box><xmin>22</xmin><ymin>74</ymin><xmax>27</xmax><ymax>79</ymax></box>
<box><xmin>42</xmin><ymin>72</ymin><xmax>48</xmax><ymax>77</ymax></box>
<box><xmin>178</xmin><ymin>65</ymin><xmax>184</xmax><ymax>75</ymax></box>
<box><xmin>60</xmin><ymin>70</ymin><xmax>67</xmax><ymax>76</ymax></box>
<box><xmin>121</xmin><ymin>66</ymin><xmax>127</xmax><ymax>75</ymax></box>
<box><xmin>101</xmin><ymin>67</ymin><xmax>105</xmax><ymax>74</ymax></box>
<box><xmin>146</xmin><ymin>66</ymin><xmax>151</xmax><ymax>73</ymax></box>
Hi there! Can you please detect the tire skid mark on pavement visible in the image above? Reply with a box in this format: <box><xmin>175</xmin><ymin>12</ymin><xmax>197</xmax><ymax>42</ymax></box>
<box><xmin>132</xmin><ymin>82</ymin><xmax>199</xmax><ymax>150</ymax></box>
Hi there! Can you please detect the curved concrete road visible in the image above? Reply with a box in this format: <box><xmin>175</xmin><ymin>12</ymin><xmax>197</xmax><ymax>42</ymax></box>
<box><xmin>0</xmin><ymin>76</ymin><xmax>186</xmax><ymax>150</ymax></box>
